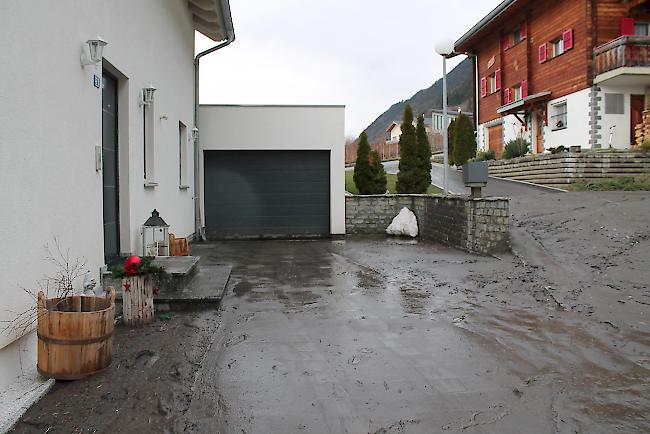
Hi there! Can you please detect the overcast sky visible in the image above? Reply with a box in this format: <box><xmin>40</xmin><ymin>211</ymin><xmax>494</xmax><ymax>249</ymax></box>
<box><xmin>197</xmin><ymin>0</ymin><xmax>502</xmax><ymax>138</ymax></box>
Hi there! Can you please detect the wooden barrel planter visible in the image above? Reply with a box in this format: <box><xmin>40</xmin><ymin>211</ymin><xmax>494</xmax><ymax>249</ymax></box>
<box><xmin>37</xmin><ymin>287</ymin><xmax>115</xmax><ymax>380</ymax></box>
<box><xmin>121</xmin><ymin>276</ymin><xmax>155</xmax><ymax>327</ymax></box>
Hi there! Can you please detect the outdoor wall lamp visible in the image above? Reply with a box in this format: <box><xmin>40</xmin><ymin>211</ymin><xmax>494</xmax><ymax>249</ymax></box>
<box><xmin>81</xmin><ymin>36</ymin><xmax>107</xmax><ymax>67</ymax></box>
<box><xmin>191</xmin><ymin>127</ymin><xmax>199</xmax><ymax>142</ymax></box>
<box><xmin>141</xmin><ymin>84</ymin><xmax>157</xmax><ymax>106</ymax></box>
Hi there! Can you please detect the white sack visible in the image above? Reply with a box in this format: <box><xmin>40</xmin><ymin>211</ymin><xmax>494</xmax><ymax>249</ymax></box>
<box><xmin>386</xmin><ymin>207</ymin><xmax>418</xmax><ymax>237</ymax></box>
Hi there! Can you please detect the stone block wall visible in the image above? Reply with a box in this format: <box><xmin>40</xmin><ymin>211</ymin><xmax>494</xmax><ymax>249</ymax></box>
<box><xmin>345</xmin><ymin>195</ymin><xmax>419</xmax><ymax>234</ymax></box>
<box><xmin>488</xmin><ymin>152</ymin><xmax>650</xmax><ymax>189</ymax></box>
<box><xmin>345</xmin><ymin>195</ymin><xmax>510</xmax><ymax>255</ymax></box>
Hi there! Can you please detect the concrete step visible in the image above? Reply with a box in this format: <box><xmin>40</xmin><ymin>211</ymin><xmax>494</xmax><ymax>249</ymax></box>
<box><xmin>105</xmin><ymin>256</ymin><xmax>231</xmax><ymax>310</ymax></box>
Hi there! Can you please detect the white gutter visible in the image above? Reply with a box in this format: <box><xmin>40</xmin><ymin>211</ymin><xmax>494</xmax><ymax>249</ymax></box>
<box><xmin>193</xmin><ymin>0</ymin><xmax>235</xmax><ymax>240</ymax></box>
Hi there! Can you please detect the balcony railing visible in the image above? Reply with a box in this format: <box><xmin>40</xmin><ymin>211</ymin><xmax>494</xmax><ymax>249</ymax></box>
<box><xmin>595</xmin><ymin>36</ymin><xmax>650</xmax><ymax>76</ymax></box>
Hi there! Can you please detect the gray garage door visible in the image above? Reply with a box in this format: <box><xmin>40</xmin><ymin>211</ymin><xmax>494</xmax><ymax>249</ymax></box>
<box><xmin>204</xmin><ymin>150</ymin><xmax>330</xmax><ymax>239</ymax></box>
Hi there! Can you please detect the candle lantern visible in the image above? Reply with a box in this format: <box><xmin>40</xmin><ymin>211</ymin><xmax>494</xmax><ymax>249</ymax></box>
<box><xmin>142</xmin><ymin>209</ymin><xmax>169</xmax><ymax>256</ymax></box>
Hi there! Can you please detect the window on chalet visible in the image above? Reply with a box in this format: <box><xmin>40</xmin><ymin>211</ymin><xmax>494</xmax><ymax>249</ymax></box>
<box><xmin>481</xmin><ymin>69</ymin><xmax>501</xmax><ymax>97</ymax></box>
<box><xmin>513</xmin><ymin>85</ymin><xmax>522</xmax><ymax>102</ymax></box>
<box><xmin>551</xmin><ymin>38</ymin><xmax>564</xmax><ymax>58</ymax></box>
<box><xmin>635</xmin><ymin>22</ymin><xmax>650</xmax><ymax>36</ymax></box>
<box><xmin>489</xmin><ymin>75</ymin><xmax>498</xmax><ymax>93</ymax></box>
<box><xmin>540</xmin><ymin>29</ymin><xmax>573</xmax><ymax>63</ymax></box>
<box><xmin>551</xmin><ymin>101</ymin><xmax>567</xmax><ymax>131</ymax></box>
<box><xmin>502</xmin><ymin>23</ymin><xmax>527</xmax><ymax>51</ymax></box>
<box><xmin>605</xmin><ymin>94</ymin><xmax>624</xmax><ymax>115</ymax></box>
<box><xmin>513</xmin><ymin>26</ymin><xmax>522</xmax><ymax>45</ymax></box>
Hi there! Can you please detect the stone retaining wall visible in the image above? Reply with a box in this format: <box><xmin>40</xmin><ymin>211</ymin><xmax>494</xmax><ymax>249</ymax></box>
<box><xmin>345</xmin><ymin>195</ymin><xmax>509</xmax><ymax>254</ymax></box>
<box><xmin>488</xmin><ymin>152</ymin><xmax>650</xmax><ymax>189</ymax></box>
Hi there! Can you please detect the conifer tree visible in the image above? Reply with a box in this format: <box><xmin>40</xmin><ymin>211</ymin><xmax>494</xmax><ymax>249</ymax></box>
<box><xmin>368</xmin><ymin>150</ymin><xmax>387</xmax><ymax>194</ymax></box>
<box><xmin>415</xmin><ymin>114</ymin><xmax>432</xmax><ymax>193</ymax></box>
<box><xmin>353</xmin><ymin>131</ymin><xmax>372</xmax><ymax>194</ymax></box>
<box><xmin>396</xmin><ymin>105</ymin><xmax>418</xmax><ymax>193</ymax></box>
<box><xmin>447</xmin><ymin>118</ymin><xmax>456</xmax><ymax>166</ymax></box>
<box><xmin>452</xmin><ymin>113</ymin><xmax>477</xmax><ymax>166</ymax></box>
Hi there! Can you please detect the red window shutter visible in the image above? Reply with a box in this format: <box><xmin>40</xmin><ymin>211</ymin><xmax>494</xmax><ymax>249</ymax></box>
<box><xmin>621</xmin><ymin>17</ymin><xmax>635</xmax><ymax>36</ymax></box>
<box><xmin>563</xmin><ymin>29</ymin><xmax>573</xmax><ymax>50</ymax></box>
<box><xmin>539</xmin><ymin>43</ymin><xmax>547</xmax><ymax>63</ymax></box>
<box><xmin>520</xmin><ymin>23</ymin><xmax>527</xmax><ymax>39</ymax></box>
<box><xmin>501</xmin><ymin>35</ymin><xmax>510</xmax><ymax>51</ymax></box>
<box><xmin>521</xmin><ymin>80</ymin><xmax>529</xmax><ymax>98</ymax></box>
<box><xmin>504</xmin><ymin>88</ymin><xmax>511</xmax><ymax>105</ymax></box>
<box><xmin>495</xmin><ymin>69</ymin><xmax>501</xmax><ymax>91</ymax></box>
<box><xmin>481</xmin><ymin>77</ymin><xmax>487</xmax><ymax>97</ymax></box>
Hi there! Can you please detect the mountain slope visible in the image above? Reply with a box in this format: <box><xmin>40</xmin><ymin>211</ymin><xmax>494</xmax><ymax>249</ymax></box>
<box><xmin>364</xmin><ymin>58</ymin><xmax>473</xmax><ymax>144</ymax></box>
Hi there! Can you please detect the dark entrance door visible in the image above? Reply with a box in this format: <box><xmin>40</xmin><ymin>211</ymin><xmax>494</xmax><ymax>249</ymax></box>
<box><xmin>488</xmin><ymin>124</ymin><xmax>503</xmax><ymax>159</ymax></box>
<box><xmin>631</xmin><ymin>94</ymin><xmax>645</xmax><ymax>146</ymax></box>
<box><xmin>203</xmin><ymin>150</ymin><xmax>330</xmax><ymax>239</ymax></box>
<box><xmin>102</xmin><ymin>71</ymin><xmax>120</xmax><ymax>262</ymax></box>
<box><xmin>535</xmin><ymin>111</ymin><xmax>544</xmax><ymax>153</ymax></box>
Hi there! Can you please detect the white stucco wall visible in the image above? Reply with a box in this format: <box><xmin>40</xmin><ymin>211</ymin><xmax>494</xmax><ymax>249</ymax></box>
<box><xmin>543</xmin><ymin>88</ymin><xmax>590</xmax><ymax>150</ymax></box>
<box><xmin>0</xmin><ymin>0</ymin><xmax>197</xmax><ymax>390</ymax></box>
<box><xmin>502</xmin><ymin>114</ymin><xmax>527</xmax><ymax>144</ymax></box>
<box><xmin>198</xmin><ymin>105</ymin><xmax>346</xmax><ymax>235</ymax></box>
<box><xmin>598</xmin><ymin>84</ymin><xmax>646</xmax><ymax>149</ymax></box>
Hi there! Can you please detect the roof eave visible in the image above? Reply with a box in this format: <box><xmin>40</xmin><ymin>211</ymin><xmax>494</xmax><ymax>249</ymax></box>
<box><xmin>455</xmin><ymin>0</ymin><xmax>519</xmax><ymax>52</ymax></box>
<box><xmin>188</xmin><ymin>0</ymin><xmax>234</xmax><ymax>42</ymax></box>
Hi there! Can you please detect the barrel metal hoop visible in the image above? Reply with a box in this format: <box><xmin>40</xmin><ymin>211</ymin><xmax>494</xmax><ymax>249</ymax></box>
<box><xmin>37</xmin><ymin>330</ymin><xmax>114</xmax><ymax>345</ymax></box>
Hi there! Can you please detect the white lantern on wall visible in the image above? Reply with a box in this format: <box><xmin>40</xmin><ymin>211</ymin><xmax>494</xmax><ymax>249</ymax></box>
<box><xmin>142</xmin><ymin>209</ymin><xmax>169</xmax><ymax>256</ymax></box>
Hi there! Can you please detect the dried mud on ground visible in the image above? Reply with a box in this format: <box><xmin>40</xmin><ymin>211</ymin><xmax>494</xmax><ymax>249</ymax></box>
<box><xmin>12</xmin><ymin>312</ymin><xmax>221</xmax><ymax>434</ymax></box>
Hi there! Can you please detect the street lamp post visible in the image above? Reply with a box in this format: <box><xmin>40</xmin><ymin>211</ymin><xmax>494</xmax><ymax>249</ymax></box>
<box><xmin>435</xmin><ymin>38</ymin><xmax>456</xmax><ymax>195</ymax></box>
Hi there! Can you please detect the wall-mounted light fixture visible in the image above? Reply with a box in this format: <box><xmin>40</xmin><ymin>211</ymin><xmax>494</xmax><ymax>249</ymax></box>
<box><xmin>141</xmin><ymin>84</ymin><xmax>157</xmax><ymax>106</ymax></box>
<box><xmin>81</xmin><ymin>36</ymin><xmax>107</xmax><ymax>67</ymax></box>
<box><xmin>191</xmin><ymin>127</ymin><xmax>199</xmax><ymax>142</ymax></box>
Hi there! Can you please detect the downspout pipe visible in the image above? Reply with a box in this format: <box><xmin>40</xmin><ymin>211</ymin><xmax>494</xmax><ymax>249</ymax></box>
<box><xmin>193</xmin><ymin>0</ymin><xmax>235</xmax><ymax>241</ymax></box>
<box><xmin>464</xmin><ymin>52</ymin><xmax>480</xmax><ymax>140</ymax></box>
<box><xmin>447</xmin><ymin>51</ymin><xmax>480</xmax><ymax>144</ymax></box>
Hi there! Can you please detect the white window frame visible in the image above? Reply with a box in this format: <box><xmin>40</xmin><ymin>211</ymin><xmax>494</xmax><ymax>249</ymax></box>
<box><xmin>143</xmin><ymin>101</ymin><xmax>156</xmax><ymax>186</ymax></box>
<box><xmin>551</xmin><ymin>37</ymin><xmax>564</xmax><ymax>58</ymax></box>
<box><xmin>550</xmin><ymin>101</ymin><xmax>568</xmax><ymax>131</ymax></box>
<box><xmin>489</xmin><ymin>74</ymin><xmax>497</xmax><ymax>94</ymax></box>
<box><xmin>178</xmin><ymin>122</ymin><xmax>189</xmax><ymax>189</ymax></box>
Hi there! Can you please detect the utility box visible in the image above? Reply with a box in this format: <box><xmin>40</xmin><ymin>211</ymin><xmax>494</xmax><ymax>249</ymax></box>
<box><xmin>463</xmin><ymin>161</ymin><xmax>489</xmax><ymax>184</ymax></box>
<box><xmin>463</xmin><ymin>161</ymin><xmax>489</xmax><ymax>198</ymax></box>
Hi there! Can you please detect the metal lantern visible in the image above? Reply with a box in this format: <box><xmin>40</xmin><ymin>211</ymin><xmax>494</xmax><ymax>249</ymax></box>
<box><xmin>87</xmin><ymin>36</ymin><xmax>108</xmax><ymax>63</ymax></box>
<box><xmin>142</xmin><ymin>209</ymin><xmax>169</xmax><ymax>256</ymax></box>
<box><xmin>141</xmin><ymin>84</ymin><xmax>157</xmax><ymax>106</ymax></box>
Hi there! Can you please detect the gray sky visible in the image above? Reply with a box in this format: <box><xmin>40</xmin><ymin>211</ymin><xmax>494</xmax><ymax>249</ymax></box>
<box><xmin>197</xmin><ymin>0</ymin><xmax>501</xmax><ymax>138</ymax></box>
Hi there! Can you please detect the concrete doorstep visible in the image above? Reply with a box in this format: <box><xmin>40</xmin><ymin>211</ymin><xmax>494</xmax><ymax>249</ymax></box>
<box><xmin>108</xmin><ymin>256</ymin><xmax>232</xmax><ymax>310</ymax></box>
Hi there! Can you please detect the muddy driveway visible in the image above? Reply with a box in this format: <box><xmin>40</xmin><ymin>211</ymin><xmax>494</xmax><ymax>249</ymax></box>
<box><xmin>186</xmin><ymin>204</ymin><xmax>650</xmax><ymax>434</ymax></box>
<box><xmin>13</xmin><ymin>191</ymin><xmax>650</xmax><ymax>434</ymax></box>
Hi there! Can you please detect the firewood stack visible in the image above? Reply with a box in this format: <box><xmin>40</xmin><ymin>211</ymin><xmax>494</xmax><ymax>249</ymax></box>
<box><xmin>635</xmin><ymin>110</ymin><xmax>650</xmax><ymax>147</ymax></box>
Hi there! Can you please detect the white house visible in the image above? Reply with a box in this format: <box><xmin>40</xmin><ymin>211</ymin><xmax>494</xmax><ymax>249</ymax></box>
<box><xmin>386</xmin><ymin>122</ymin><xmax>403</xmax><ymax>144</ymax></box>
<box><xmin>0</xmin><ymin>0</ymin><xmax>234</xmax><ymax>426</ymax></box>
<box><xmin>0</xmin><ymin>4</ymin><xmax>345</xmax><ymax>425</ymax></box>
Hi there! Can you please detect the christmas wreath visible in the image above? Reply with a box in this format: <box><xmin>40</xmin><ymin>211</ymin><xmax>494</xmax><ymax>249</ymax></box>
<box><xmin>110</xmin><ymin>256</ymin><xmax>168</xmax><ymax>294</ymax></box>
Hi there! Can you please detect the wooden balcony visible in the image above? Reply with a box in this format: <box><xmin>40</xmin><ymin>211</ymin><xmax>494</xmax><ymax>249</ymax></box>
<box><xmin>594</xmin><ymin>36</ymin><xmax>650</xmax><ymax>76</ymax></box>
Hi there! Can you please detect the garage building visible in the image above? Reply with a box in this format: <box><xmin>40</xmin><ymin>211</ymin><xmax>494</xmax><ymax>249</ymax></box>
<box><xmin>198</xmin><ymin>105</ymin><xmax>345</xmax><ymax>239</ymax></box>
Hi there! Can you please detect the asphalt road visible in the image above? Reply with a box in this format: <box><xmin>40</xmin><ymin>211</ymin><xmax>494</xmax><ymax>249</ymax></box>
<box><xmin>381</xmin><ymin>160</ymin><xmax>561</xmax><ymax>197</ymax></box>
